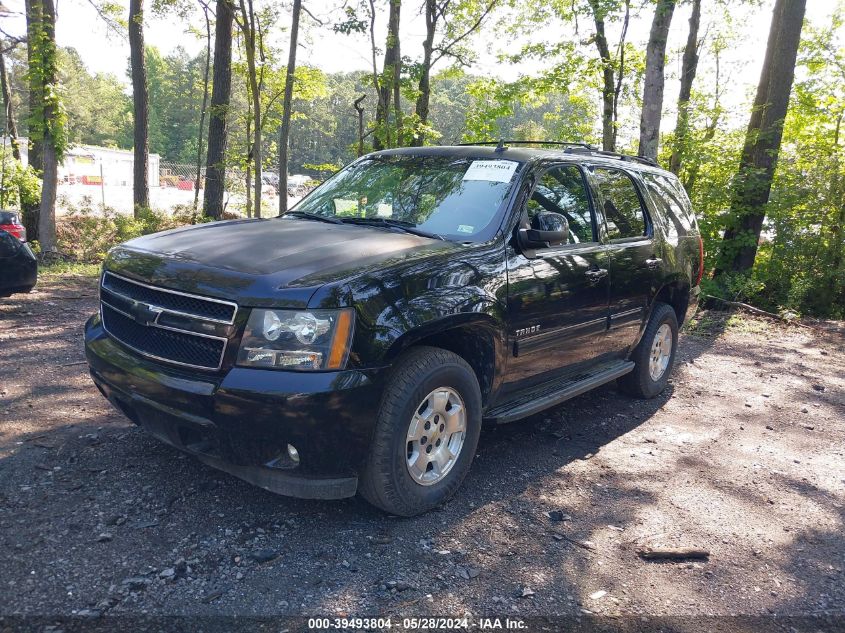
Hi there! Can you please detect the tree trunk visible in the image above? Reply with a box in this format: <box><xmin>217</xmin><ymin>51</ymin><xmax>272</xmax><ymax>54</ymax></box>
<box><xmin>669</xmin><ymin>0</ymin><xmax>701</xmax><ymax>175</ymax></box>
<box><xmin>367</xmin><ymin>0</ymin><xmax>386</xmax><ymax>150</ymax></box>
<box><xmin>24</xmin><ymin>0</ymin><xmax>42</xmax><ymax>175</ymax></box>
<box><xmin>0</xmin><ymin>46</ymin><xmax>21</xmax><ymax>161</ymax></box>
<box><xmin>638</xmin><ymin>0</ymin><xmax>676</xmax><ymax>161</ymax></box>
<box><xmin>716</xmin><ymin>0</ymin><xmax>807</xmax><ymax>276</ymax></box>
<box><xmin>39</xmin><ymin>140</ymin><xmax>57</xmax><ymax>253</ymax></box>
<box><xmin>826</xmin><ymin>114</ymin><xmax>844</xmax><ymax>288</ymax></box>
<box><xmin>588</xmin><ymin>0</ymin><xmax>616</xmax><ymax>152</ymax></box>
<box><xmin>354</xmin><ymin>94</ymin><xmax>366</xmax><ymax>156</ymax></box>
<box><xmin>829</xmin><ymin>193</ymin><xmax>845</xmax><ymax>283</ymax></box>
<box><xmin>244</xmin><ymin>111</ymin><xmax>252</xmax><ymax>218</ymax></box>
<box><xmin>245</xmin><ymin>163</ymin><xmax>252</xmax><ymax>217</ymax></box>
<box><xmin>194</xmin><ymin>3</ymin><xmax>212</xmax><ymax>211</ymax></box>
<box><xmin>389</xmin><ymin>0</ymin><xmax>402</xmax><ymax>146</ymax></box>
<box><xmin>21</xmin><ymin>0</ymin><xmax>41</xmax><ymax>241</ymax></box>
<box><xmin>129</xmin><ymin>0</ymin><xmax>149</xmax><ymax>215</ymax></box>
<box><xmin>611</xmin><ymin>0</ymin><xmax>630</xmax><ymax>152</ymax></box>
<box><xmin>238</xmin><ymin>0</ymin><xmax>262</xmax><ymax>217</ymax></box>
<box><xmin>372</xmin><ymin>0</ymin><xmax>400</xmax><ymax>150</ymax></box>
<box><xmin>412</xmin><ymin>0</ymin><xmax>436</xmax><ymax>147</ymax></box>
<box><xmin>278</xmin><ymin>0</ymin><xmax>301</xmax><ymax>215</ymax></box>
<box><xmin>37</xmin><ymin>0</ymin><xmax>58</xmax><ymax>254</ymax></box>
<box><xmin>411</xmin><ymin>0</ymin><xmax>497</xmax><ymax>146</ymax></box>
<box><xmin>203</xmin><ymin>0</ymin><xmax>233</xmax><ymax>220</ymax></box>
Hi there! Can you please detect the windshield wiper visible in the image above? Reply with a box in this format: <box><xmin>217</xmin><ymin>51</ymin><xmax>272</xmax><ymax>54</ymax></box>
<box><xmin>284</xmin><ymin>211</ymin><xmax>343</xmax><ymax>224</ymax></box>
<box><xmin>338</xmin><ymin>217</ymin><xmax>445</xmax><ymax>241</ymax></box>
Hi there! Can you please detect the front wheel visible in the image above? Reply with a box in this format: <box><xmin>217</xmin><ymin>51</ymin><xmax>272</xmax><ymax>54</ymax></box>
<box><xmin>617</xmin><ymin>302</ymin><xmax>678</xmax><ymax>399</ymax></box>
<box><xmin>359</xmin><ymin>346</ymin><xmax>482</xmax><ymax>516</ymax></box>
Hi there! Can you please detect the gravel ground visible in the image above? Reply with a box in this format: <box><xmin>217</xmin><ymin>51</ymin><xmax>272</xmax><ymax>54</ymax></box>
<box><xmin>1</xmin><ymin>275</ymin><xmax>843</xmax><ymax>626</ymax></box>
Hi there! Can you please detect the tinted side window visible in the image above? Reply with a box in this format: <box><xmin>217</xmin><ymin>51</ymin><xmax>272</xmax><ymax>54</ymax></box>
<box><xmin>642</xmin><ymin>172</ymin><xmax>694</xmax><ymax>235</ymax></box>
<box><xmin>526</xmin><ymin>165</ymin><xmax>594</xmax><ymax>244</ymax></box>
<box><xmin>592</xmin><ymin>168</ymin><xmax>647</xmax><ymax>240</ymax></box>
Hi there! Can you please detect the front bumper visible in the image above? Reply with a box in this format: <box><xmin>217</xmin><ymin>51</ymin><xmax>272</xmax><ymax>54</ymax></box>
<box><xmin>84</xmin><ymin>314</ymin><xmax>385</xmax><ymax>499</ymax></box>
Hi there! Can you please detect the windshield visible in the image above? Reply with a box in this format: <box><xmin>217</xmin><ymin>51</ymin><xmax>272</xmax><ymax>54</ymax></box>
<box><xmin>286</xmin><ymin>155</ymin><xmax>522</xmax><ymax>242</ymax></box>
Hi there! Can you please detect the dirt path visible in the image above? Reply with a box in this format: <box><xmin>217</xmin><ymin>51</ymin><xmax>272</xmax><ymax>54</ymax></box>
<box><xmin>1</xmin><ymin>276</ymin><xmax>843</xmax><ymax>623</ymax></box>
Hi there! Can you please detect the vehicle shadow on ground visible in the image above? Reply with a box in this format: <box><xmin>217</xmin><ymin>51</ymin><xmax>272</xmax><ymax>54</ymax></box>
<box><xmin>10</xmin><ymin>287</ymin><xmax>842</xmax><ymax>619</ymax></box>
<box><xmin>0</xmin><ymin>365</ymin><xmax>678</xmax><ymax>611</ymax></box>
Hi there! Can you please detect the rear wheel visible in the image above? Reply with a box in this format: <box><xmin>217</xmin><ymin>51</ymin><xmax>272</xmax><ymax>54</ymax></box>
<box><xmin>359</xmin><ymin>346</ymin><xmax>481</xmax><ymax>516</ymax></box>
<box><xmin>618</xmin><ymin>302</ymin><xmax>678</xmax><ymax>399</ymax></box>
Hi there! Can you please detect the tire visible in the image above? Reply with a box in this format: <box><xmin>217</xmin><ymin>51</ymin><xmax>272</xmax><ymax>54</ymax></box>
<box><xmin>617</xmin><ymin>302</ymin><xmax>678</xmax><ymax>399</ymax></box>
<box><xmin>359</xmin><ymin>346</ymin><xmax>482</xmax><ymax>516</ymax></box>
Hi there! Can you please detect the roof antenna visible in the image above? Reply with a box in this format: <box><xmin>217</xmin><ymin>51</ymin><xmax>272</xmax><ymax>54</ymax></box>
<box><xmin>494</xmin><ymin>139</ymin><xmax>506</xmax><ymax>153</ymax></box>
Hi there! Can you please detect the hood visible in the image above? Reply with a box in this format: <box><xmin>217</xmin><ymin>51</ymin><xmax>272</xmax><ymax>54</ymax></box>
<box><xmin>105</xmin><ymin>217</ymin><xmax>461</xmax><ymax>309</ymax></box>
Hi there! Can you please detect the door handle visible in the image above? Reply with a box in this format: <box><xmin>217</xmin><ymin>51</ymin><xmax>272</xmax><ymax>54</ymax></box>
<box><xmin>645</xmin><ymin>257</ymin><xmax>663</xmax><ymax>270</ymax></box>
<box><xmin>585</xmin><ymin>268</ymin><xmax>608</xmax><ymax>282</ymax></box>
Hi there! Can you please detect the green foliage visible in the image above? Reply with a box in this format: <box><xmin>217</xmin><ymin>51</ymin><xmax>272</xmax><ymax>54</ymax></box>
<box><xmin>686</xmin><ymin>13</ymin><xmax>845</xmax><ymax>318</ymax></box>
<box><xmin>5</xmin><ymin>0</ymin><xmax>843</xmax><ymax>319</ymax></box>
<box><xmin>287</xmin><ymin>71</ymin><xmax>375</xmax><ymax>174</ymax></box>
<box><xmin>146</xmin><ymin>46</ymin><xmax>208</xmax><ymax>163</ymax></box>
<box><xmin>39</xmin><ymin>260</ymin><xmax>102</xmax><ymax>278</ymax></box>
<box><xmin>463</xmin><ymin>74</ymin><xmax>596</xmax><ymax>143</ymax></box>
<box><xmin>2</xmin><ymin>45</ymin><xmax>129</xmax><ymax>151</ymax></box>
<box><xmin>26</xmin><ymin>5</ymin><xmax>68</xmax><ymax>159</ymax></box>
<box><xmin>301</xmin><ymin>162</ymin><xmax>341</xmax><ymax>178</ymax></box>
<box><xmin>55</xmin><ymin>197</ymin><xmax>212</xmax><ymax>263</ymax></box>
<box><xmin>0</xmin><ymin>151</ymin><xmax>41</xmax><ymax>209</ymax></box>
<box><xmin>60</xmin><ymin>48</ymin><xmax>132</xmax><ymax>148</ymax></box>
<box><xmin>700</xmin><ymin>271</ymin><xmax>765</xmax><ymax>305</ymax></box>
<box><xmin>332</xmin><ymin>6</ymin><xmax>368</xmax><ymax>35</ymax></box>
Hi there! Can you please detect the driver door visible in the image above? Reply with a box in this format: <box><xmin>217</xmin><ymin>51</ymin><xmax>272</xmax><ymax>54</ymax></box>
<box><xmin>503</xmin><ymin>164</ymin><xmax>611</xmax><ymax>393</ymax></box>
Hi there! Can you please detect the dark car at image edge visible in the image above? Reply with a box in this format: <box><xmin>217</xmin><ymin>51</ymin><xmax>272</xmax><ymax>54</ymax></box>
<box><xmin>84</xmin><ymin>142</ymin><xmax>703</xmax><ymax>516</ymax></box>
<box><xmin>1</xmin><ymin>210</ymin><xmax>38</xmax><ymax>298</ymax></box>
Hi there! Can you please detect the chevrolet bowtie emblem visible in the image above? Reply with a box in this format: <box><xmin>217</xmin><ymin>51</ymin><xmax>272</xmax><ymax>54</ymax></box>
<box><xmin>130</xmin><ymin>300</ymin><xmax>163</xmax><ymax>326</ymax></box>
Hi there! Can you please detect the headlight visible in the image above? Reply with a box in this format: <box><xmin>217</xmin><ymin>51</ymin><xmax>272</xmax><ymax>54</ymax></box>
<box><xmin>237</xmin><ymin>308</ymin><xmax>355</xmax><ymax>370</ymax></box>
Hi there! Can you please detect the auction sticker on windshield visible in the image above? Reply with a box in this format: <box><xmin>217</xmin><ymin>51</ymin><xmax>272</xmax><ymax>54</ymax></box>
<box><xmin>462</xmin><ymin>160</ymin><xmax>518</xmax><ymax>183</ymax></box>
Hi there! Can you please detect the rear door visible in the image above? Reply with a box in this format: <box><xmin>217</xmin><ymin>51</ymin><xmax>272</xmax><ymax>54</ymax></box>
<box><xmin>587</xmin><ymin>166</ymin><xmax>664</xmax><ymax>354</ymax></box>
<box><xmin>503</xmin><ymin>163</ymin><xmax>611</xmax><ymax>392</ymax></box>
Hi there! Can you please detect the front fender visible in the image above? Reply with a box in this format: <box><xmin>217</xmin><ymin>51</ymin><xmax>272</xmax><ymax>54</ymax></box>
<box><xmin>323</xmin><ymin>241</ymin><xmax>509</xmax><ymax>368</ymax></box>
<box><xmin>382</xmin><ymin>301</ymin><xmax>505</xmax><ymax>360</ymax></box>
<box><xmin>303</xmin><ymin>240</ymin><xmax>510</xmax><ymax>406</ymax></box>
<box><xmin>359</xmin><ymin>283</ymin><xmax>507</xmax><ymax>366</ymax></box>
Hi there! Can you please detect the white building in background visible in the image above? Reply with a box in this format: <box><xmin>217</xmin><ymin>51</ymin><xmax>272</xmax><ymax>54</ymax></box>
<box><xmin>3</xmin><ymin>137</ymin><xmax>160</xmax><ymax>187</ymax></box>
<box><xmin>2</xmin><ymin>137</ymin><xmax>292</xmax><ymax>215</ymax></box>
<box><xmin>62</xmin><ymin>145</ymin><xmax>161</xmax><ymax>188</ymax></box>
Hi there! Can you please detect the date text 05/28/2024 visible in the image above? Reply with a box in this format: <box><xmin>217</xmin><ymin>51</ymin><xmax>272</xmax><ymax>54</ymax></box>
<box><xmin>306</xmin><ymin>617</ymin><xmax>527</xmax><ymax>630</ymax></box>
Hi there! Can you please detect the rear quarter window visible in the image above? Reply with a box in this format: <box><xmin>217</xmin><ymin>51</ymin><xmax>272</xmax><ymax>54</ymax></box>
<box><xmin>641</xmin><ymin>172</ymin><xmax>697</xmax><ymax>236</ymax></box>
<box><xmin>0</xmin><ymin>211</ymin><xmax>20</xmax><ymax>224</ymax></box>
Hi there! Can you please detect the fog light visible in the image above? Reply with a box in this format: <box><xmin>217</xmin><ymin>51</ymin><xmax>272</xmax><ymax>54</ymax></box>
<box><xmin>287</xmin><ymin>444</ymin><xmax>300</xmax><ymax>463</ymax></box>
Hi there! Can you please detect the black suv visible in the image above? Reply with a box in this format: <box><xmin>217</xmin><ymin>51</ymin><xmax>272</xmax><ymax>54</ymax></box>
<box><xmin>85</xmin><ymin>143</ymin><xmax>702</xmax><ymax>516</ymax></box>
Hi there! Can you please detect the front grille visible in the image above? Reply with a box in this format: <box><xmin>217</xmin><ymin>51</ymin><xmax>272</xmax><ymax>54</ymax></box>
<box><xmin>102</xmin><ymin>305</ymin><xmax>226</xmax><ymax>369</ymax></box>
<box><xmin>102</xmin><ymin>272</ymin><xmax>236</xmax><ymax>323</ymax></box>
<box><xmin>100</xmin><ymin>272</ymin><xmax>237</xmax><ymax>371</ymax></box>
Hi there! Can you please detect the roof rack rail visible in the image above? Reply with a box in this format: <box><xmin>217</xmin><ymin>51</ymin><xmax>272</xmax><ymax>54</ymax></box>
<box><xmin>457</xmin><ymin>140</ymin><xmax>597</xmax><ymax>151</ymax></box>
<box><xmin>561</xmin><ymin>146</ymin><xmax>660</xmax><ymax>168</ymax></box>
<box><xmin>456</xmin><ymin>139</ymin><xmax>661</xmax><ymax>167</ymax></box>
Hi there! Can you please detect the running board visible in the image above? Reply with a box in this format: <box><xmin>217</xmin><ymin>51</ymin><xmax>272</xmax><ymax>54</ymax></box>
<box><xmin>484</xmin><ymin>360</ymin><xmax>635</xmax><ymax>424</ymax></box>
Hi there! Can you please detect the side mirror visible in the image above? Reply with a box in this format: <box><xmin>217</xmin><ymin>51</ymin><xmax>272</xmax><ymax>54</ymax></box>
<box><xmin>519</xmin><ymin>211</ymin><xmax>569</xmax><ymax>249</ymax></box>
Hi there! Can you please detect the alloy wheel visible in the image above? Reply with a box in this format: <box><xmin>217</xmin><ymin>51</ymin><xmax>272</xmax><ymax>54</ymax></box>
<box><xmin>648</xmin><ymin>322</ymin><xmax>673</xmax><ymax>381</ymax></box>
<box><xmin>405</xmin><ymin>387</ymin><xmax>467</xmax><ymax>486</ymax></box>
